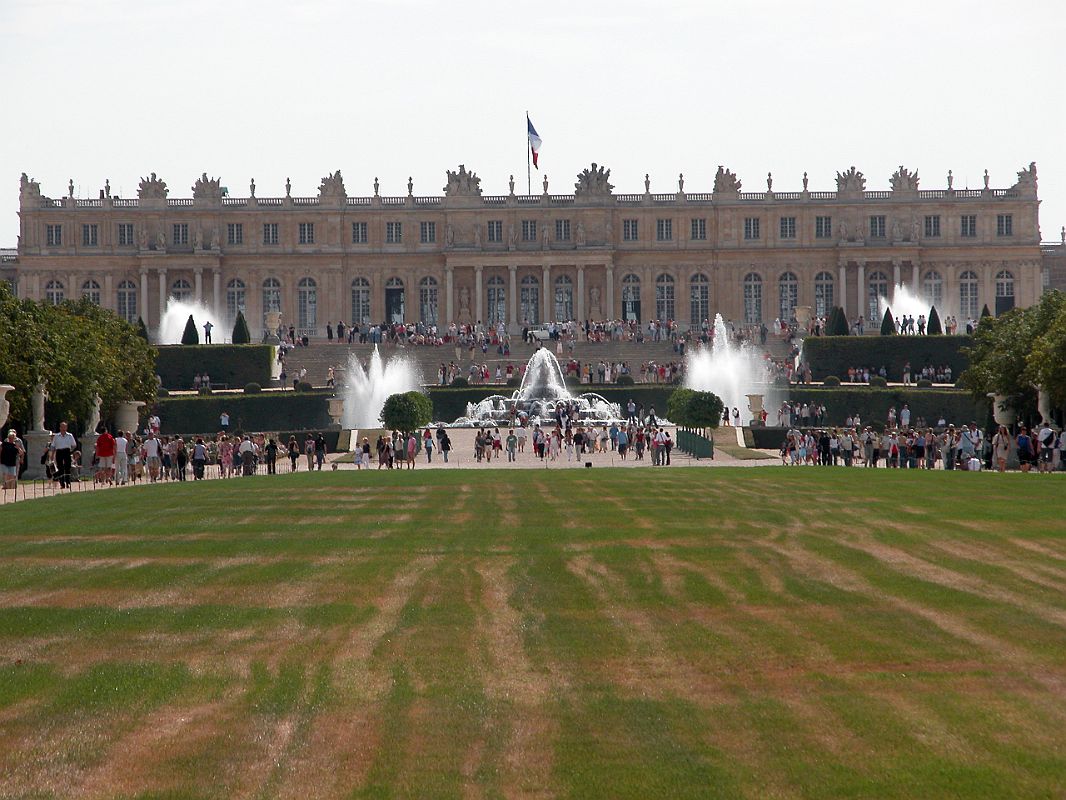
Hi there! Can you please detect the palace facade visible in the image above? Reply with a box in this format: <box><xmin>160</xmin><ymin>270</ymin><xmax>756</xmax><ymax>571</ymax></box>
<box><xmin>13</xmin><ymin>161</ymin><xmax>1045</xmax><ymax>338</ymax></box>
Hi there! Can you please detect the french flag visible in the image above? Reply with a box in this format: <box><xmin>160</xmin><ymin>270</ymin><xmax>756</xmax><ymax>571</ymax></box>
<box><xmin>527</xmin><ymin>114</ymin><xmax>542</xmax><ymax>169</ymax></box>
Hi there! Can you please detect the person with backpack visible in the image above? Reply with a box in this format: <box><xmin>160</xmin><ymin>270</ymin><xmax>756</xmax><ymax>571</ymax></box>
<box><xmin>1037</xmin><ymin>422</ymin><xmax>1056</xmax><ymax>473</ymax></box>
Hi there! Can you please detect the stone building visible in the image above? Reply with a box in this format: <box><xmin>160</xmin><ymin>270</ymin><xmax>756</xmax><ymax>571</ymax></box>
<box><xmin>12</xmin><ymin>161</ymin><xmax>1045</xmax><ymax>338</ymax></box>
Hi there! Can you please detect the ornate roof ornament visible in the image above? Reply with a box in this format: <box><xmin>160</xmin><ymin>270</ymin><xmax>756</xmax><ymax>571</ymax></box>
<box><xmin>889</xmin><ymin>165</ymin><xmax>919</xmax><ymax>193</ymax></box>
<box><xmin>1010</xmin><ymin>161</ymin><xmax>1037</xmax><ymax>195</ymax></box>
<box><xmin>318</xmin><ymin>170</ymin><xmax>346</xmax><ymax>199</ymax></box>
<box><xmin>835</xmin><ymin>166</ymin><xmax>866</xmax><ymax>194</ymax></box>
<box><xmin>192</xmin><ymin>172</ymin><xmax>223</xmax><ymax>200</ymax></box>
<box><xmin>712</xmin><ymin>166</ymin><xmax>741</xmax><ymax>196</ymax></box>
<box><xmin>19</xmin><ymin>173</ymin><xmax>42</xmax><ymax>203</ymax></box>
<box><xmin>574</xmin><ymin>163</ymin><xmax>614</xmax><ymax>198</ymax></box>
<box><xmin>443</xmin><ymin>165</ymin><xmax>482</xmax><ymax>197</ymax></box>
<box><xmin>137</xmin><ymin>172</ymin><xmax>168</xmax><ymax>199</ymax></box>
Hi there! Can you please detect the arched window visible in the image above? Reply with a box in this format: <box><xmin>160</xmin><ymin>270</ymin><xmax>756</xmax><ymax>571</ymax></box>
<box><xmin>419</xmin><ymin>276</ymin><xmax>439</xmax><ymax>326</ymax></box>
<box><xmin>226</xmin><ymin>278</ymin><xmax>246</xmax><ymax>320</ymax></box>
<box><xmin>45</xmin><ymin>279</ymin><xmax>65</xmax><ymax>305</ymax></box>
<box><xmin>689</xmin><ymin>273</ymin><xmax>710</xmax><ymax>326</ymax></box>
<box><xmin>81</xmin><ymin>279</ymin><xmax>101</xmax><ymax>305</ymax></box>
<box><xmin>117</xmin><ymin>279</ymin><xmax>137</xmax><ymax>323</ymax></box>
<box><xmin>743</xmin><ymin>273</ymin><xmax>762</xmax><ymax>323</ymax></box>
<box><xmin>655</xmin><ymin>273</ymin><xmax>675</xmax><ymax>321</ymax></box>
<box><xmin>622</xmin><ymin>273</ymin><xmax>641</xmax><ymax>322</ymax></box>
<box><xmin>922</xmin><ymin>270</ymin><xmax>943</xmax><ymax>311</ymax></box>
<box><xmin>995</xmin><ymin>270</ymin><xmax>1014</xmax><ymax>298</ymax></box>
<box><xmin>959</xmin><ymin>270</ymin><xmax>979</xmax><ymax>318</ymax></box>
<box><xmin>297</xmin><ymin>277</ymin><xmax>317</xmax><ymax>333</ymax></box>
<box><xmin>778</xmin><ymin>271</ymin><xmax>798</xmax><ymax>321</ymax></box>
<box><xmin>385</xmin><ymin>276</ymin><xmax>405</xmax><ymax>323</ymax></box>
<box><xmin>170</xmin><ymin>279</ymin><xmax>192</xmax><ymax>302</ymax></box>
<box><xmin>867</xmin><ymin>271</ymin><xmax>888</xmax><ymax>322</ymax></box>
<box><xmin>262</xmin><ymin>278</ymin><xmax>282</xmax><ymax>329</ymax></box>
<box><xmin>351</xmin><ymin>277</ymin><xmax>370</xmax><ymax>325</ymax></box>
<box><xmin>486</xmin><ymin>275</ymin><xmax>505</xmax><ymax>325</ymax></box>
<box><xmin>813</xmin><ymin>271</ymin><xmax>834</xmax><ymax>318</ymax></box>
<box><xmin>520</xmin><ymin>275</ymin><xmax>539</xmax><ymax>324</ymax></box>
<box><xmin>554</xmin><ymin>275</ymin><xmax>573</xmax><ymax>322</ymax></box>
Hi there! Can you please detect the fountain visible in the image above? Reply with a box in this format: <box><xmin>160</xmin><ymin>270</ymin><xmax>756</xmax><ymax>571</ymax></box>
<box><xmin>157</xmin><ymin>299</ymin><xmax>224</xmax><ymax>345</ymax></box>
<box><xmin>341</xmin><ymin>346</ymin><xmax>422</xmax><ymax>429</ymax></box>
<box><xmin>878</xmin><ymin>284</ymin><xmax>944</xmax><ymax>327</ymax></box>
<box><xmin>454</xmin><ymin>348</ymin><xmax>622</xmax><ymax>426</ymax></box>
<box><xmin>684</xmin><ymin>314</ymin><xmax>780</xmax><ymax>415</ymax></box>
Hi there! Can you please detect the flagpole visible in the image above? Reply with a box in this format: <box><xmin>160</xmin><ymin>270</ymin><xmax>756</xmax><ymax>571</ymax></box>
<box><xmin>526</xmin><ymin>111</ymin><xmax>531</xmax><ymax>195</ymax></box>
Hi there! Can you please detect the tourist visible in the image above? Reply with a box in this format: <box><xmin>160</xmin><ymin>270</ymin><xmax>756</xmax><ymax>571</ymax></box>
<box><xmin>114</xmin><ymin>430</ymin><xmax>129</xmax><ymax>485</ymax></box>
<box><xmin>50</xmin><ymin>421</ymin><xmax>77</xmax><ymax>489</ymax></box>
<box><xmin>304</xmin><ymin>435</ymin><xmax>315</xmax><ymax>471</ymax></box>
<box><xmin>175</xmin><ymin>438</ymin><xmax>188</xmax><ymax>481</ymax></box>
<box><xmin>1016</xmin><ymin>426</ymin><xmax>1035</xmax><ymax>472</ymax></box>
<box><xmin>1037</xmin><ymin>422</ymin><xmax>1056</xmax><ymax>473</ymax></box>
<box><xmin>616</xmin><ymin>426</ymin><xmax>629</xmax><ymax>460</ymax></box>
<box><xmin>238</xmin><ymin>435</ymin><xmax>256</xmax><ymax>476</ymax></box>
<box><xmin>314</xmin><ymin>432</ymin><xmax>327</xmax><ymax>470</ymax></box>
<box><xmin>203</xmin><ymin>320</ymin><xmax>213</xmax><ymax>344</ymax></box>
<box><xmin>1</xmin><ymin>430</ymin><xmax>23</xmax><ymax>490</ymax></box>
<box><xmin>992</xmin><ymin>425</ymin><xmax>1011</xmax><ymax>472</ymax></box>
<box><xmin>360</xmin><ymin>437</ymin><xmax>371</xmax><ymax>469</ymax></box>
<box><xmin>406</xmin><ymin>432</ymin><xmax>417</xmax><ymax>469</ymax></box>
<box><xmin>192</xmin><ymin>437</ymin><xmax>209</xmax><ymax>479</ymax></box>
<box><xmin>505</xmin><ymin>429</ymin><xmax>518</xmax><ymax>462</ymax></box>
<box><xmin>263</xmin><ymin>438</ymin><xmax>277</xmax><ymax>475</ymax></box>
<box><xmin>94</xmin><ymin>426</ymin><xmax>116</xmax><ymax>484</ymax></box>
<box><xmin>439</xmin><ymin>430</ymin><xmax>451</xmax><ymax>463</ymax></box>
<box><xmin>142</xmin><ymin>431</ymin><xmax>162</xmax><ymax>482</ymax></box>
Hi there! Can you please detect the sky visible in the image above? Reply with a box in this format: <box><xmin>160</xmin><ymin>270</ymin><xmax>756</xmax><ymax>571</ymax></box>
<box><xmin>2</xmin><ymin>0</ymin><xmax>1065</xmax><ymax>245</ymax></box>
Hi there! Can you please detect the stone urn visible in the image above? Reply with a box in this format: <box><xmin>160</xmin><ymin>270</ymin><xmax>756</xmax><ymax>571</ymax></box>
<box><xmin>115</xmin><ymin>400</ymin><xmax>145</xmax><ymax>434</ymax></box>
<box><xmin>264</xmin><ymin>310</ymin><xmax>283</xmax><ymax>344</ymax></box>
<box><xmin>327</xmin><ymin>396</ymin><xmax>345</xmax><ymax>427</ymax></box>
<box><xmin>988</xmin><ymin>393</ymin><xmax>1016</xmax><ymax>427</ymax></box>
<box><xmin>0</xmin><ymin>384</ymin><xmax>12</xmax><ymax>431</ymax></box>
<box><xmin>746</xmin><ymin>393</ymin><xmax>765</xmax><ymax>426</ymax></box>
<box><xmin>794</xmin><ymin>305</ymin><xmax>812</xmax><ymax>329</ymax></box>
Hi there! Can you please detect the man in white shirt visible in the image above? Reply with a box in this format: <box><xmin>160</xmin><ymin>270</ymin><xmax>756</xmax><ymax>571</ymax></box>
<box><xmin>114</xmin><ymin>431</ymin><xmax>129</xmax><ymax>485</ymax></box>
<box><xmin>1037</xmin><ymin>423</ymin><xmax>1056</xmax><ymax>473</ymax></box>
<box><xmin>220</xmin><ymin>412</ymin><xmax>230</xmax><ymax>433</ymax></box>
<box><xmin>142</xmin><ymin>432</ymin><xmax>162</xmax><ymax>482</ymax></box>
<box><xmin>50</xmin><ymin>421</ymin><xmax>78</xmax><ymax>488</ymax></box>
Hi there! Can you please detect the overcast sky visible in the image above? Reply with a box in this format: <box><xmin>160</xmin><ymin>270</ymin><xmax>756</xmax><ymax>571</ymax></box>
<box><xmin>2</xmin><ymin>0</ymin><xmax>1064</xmax><ymax>245</ymax></box>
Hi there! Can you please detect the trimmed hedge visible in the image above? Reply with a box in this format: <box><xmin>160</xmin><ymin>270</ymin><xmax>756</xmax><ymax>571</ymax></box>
<box><xmin>156</xmin><ymin>345</ymin><xmax>274</xmax><ymax>390</ymax></box>
<box><xmin>786</xmin><ymin>387</ymin><xmax>986</xmax><ymax>430</ymax></box>
<box><xmin>802</xmin><ymin>336</ymin><xmax>971</xmax><ymax>382</ymax></box>
<box><xmin>156</xmin><ymin>391</ymin><xmax>333</xmax><ymax>434</ymax></box>
<box><xmin>428</xmin><ymin>385</ymin><xmax>675</xmax><ymax>422</ymax></box>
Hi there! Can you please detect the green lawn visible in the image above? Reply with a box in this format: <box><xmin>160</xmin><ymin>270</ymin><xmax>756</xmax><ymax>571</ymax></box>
<box><xmin>1</xmin><ymin>469</ymin><xmax>1065</xmax><ymax>799</ymax></box>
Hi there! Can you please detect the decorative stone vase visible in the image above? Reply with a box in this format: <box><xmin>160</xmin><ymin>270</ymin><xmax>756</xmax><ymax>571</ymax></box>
<box><xmin>0</xmin><ymin>384</ymin><xmax>13</xmax><ymax>431</ymax></box>
<box><xmin>746</xmin><ymin>393</ymin><xmax>765</xmax><ymax>427</ymax></box>
<box><xmin>988</xmin><ymin>393</ymin><xmax>1016</xmax><ymax>427</ymax></box>
<box><xmin>794</xmin><ymin>306</ymin><xmax>812</xmax><ymax>329</ymax></box>
<box><xmin>264</xmin><ymin>310</ymin><xmax>283</xmax><ymax>344</ymax></box>
<box><xmin>115</xmin><ymin>401</ymin><xmax>145</xmax><ymax>435</ymax></box>
<box><xmin>327</xmin><ymin>397</ymin><xmax>345</xmax><ymax>427</ymax></box>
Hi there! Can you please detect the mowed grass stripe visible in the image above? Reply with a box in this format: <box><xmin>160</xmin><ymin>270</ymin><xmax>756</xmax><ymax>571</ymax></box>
<box><xmin>0</xmin><ymin>468</ymin><xmax>1064</xmax><ymax>798</ymax></box>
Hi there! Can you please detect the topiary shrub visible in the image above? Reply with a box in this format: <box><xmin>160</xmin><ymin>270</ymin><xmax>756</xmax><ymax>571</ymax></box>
<box><xmin>869</xmin><ymin>375</ymin><xmax>888</xmax><ymax>388</ymax></box>
<box><xmin>181</xmin><ymin>314</ymin><xmax>200</xmax><ymax>345</ymax></box>
<box><xmin>826</xmin><ymin>306</ymin><xmax>850</xmax><ymax>336</ymax></box>
<box><xmin>450</xmin><ymin>377</ymin><xmax>469</xmax><ymax>387</ymax></box>
<box><xmin>880</xmin><ymin>308</ymin><xmax>896</xmax><ymax>336</ymax></box>
<box><xmin>296</xmin><ymin>381</ymin><xmax>314</xmax><ymax>392</ymax></box>
<box><xmin>927</xmin><ymin>306</ymin><xmax>943</xmax><ymax>335</ymax></box>
<box><xmin>822</xmin><ymin>375</ymin><xmax>841</xmax><ymax>386</ymax></box>
<box><xmin>505</xmin><ymin>377</ymin><xmax>521</xmax><ymax>388</ymax></box>
<box><xmin>231</xmin><ymin>311</ymin><xmax>251</xmax><ymax>345</ymax></box>
<box><xmin>136</xmin><ymin>316</ymin><xmax>150</xmax><ymax>341</ymax></box>
<box><xmin>615</xmin><ymin>374</ymin><xmax>635</xmax><ymax>385</ymax></box>
<box><xmin>244</xmin><ymin>382</ymin><xmax>262</xmax><ymax>394</ymax></box>
<box><xmin>916</xmin><ymin>378</ymin><xmax>933</xmax><ymax>388</ymax></box>
<box><xmin>197</xmin><ymin>386</ymin><xmax>212</xmax><ymax>396</ymax></box>
<box><xmin>157</xmin><ymin>387</ymin><xmax>170</xmax><ymax>397</ymax></box>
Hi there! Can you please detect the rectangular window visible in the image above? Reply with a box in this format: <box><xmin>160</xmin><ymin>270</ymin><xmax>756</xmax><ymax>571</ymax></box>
<box><xmin>263</xmin><ymin>223</ymin><xmax>279</xmax><ymax>245</ymax></box>
<box><xmin>172</xmin><ymin>223</ymin><xmax>189</xmax><ymax>245</ymax></box>
<box><xmin>386</xmin><ymin>221</ymin><xmax>402</xmax><ymax>243</ymax></box>
<box><xmin>487</xmin><ymin>220</ymin><xmax>503</xmax><ymax>243</ymax></box>
<box><xmin>521</xmin><ymin>220</ymin><xmax>537</xmax><ymax>242</ymax></box>
<box><xmin>419</xmin><ymin>221</ymin><xmax>435</xmax><ymax>244</ymax></box>
<box><xmin>117</xmin><ymin>223</ymin><xmax>134</xmax><ymax>246</ymax></box>
<box><xmin>656</xmin><ymin>218</ymin><xmax>673</xmax><ymax>241</ymax></box>
<box><xmin>351</xmin><ymin>221</ymin><xmax>368</xmax><ymax>243</ymax></box>
<box><xmin>869</xmin><ymin>215</ymin><xmax>886</xmax><ymax>238</ymax></box>
<box><xmin>961</xmin><ymin>215</ymin><xmax>977</xmax><ymax>238</ymax></box>
<box><xmin>555</xmin><ymin>219</ymin><xmax>571</xmax><ymax>241</ymax></box>
<box><xmin>743</xmin><ymin>217</ymin><xmax>761</xmax><ymax>240</ymax></box>
<box><xmin>779</xmin><ymin>216</ymin><xmax>796</xmax><ymax>239</ymax></box>
<box><xmin>623</xmin><ymin>219</ymin><xmax>638</xmax><ymax>241</ymax></box>
<box><xmin>815</xmin><ymin>216</ymin><xmax>832</xmax><ymax>239</ymax></box>
<box><xmin>924</xmin><ymin>215</ymin><xmax>940</xmax><ymax>238</ymax></box>
<box><xmin>81</xmin><ymin>224</ymin><xmax>98</xmax><ymax>247</ymax></box>
<box><xmin>46</xmin><ymin>224</ymin><xmax>62</xmax><ymax>246</ymax></box>
<box><xmin>690</xmin><ymin>218</ymin><xmax>707</xmax><ymax>240</ymax></box>
<box><xmin>227</xmin><ymin>222</ymin><xmax>243</xmax><ymax>245</ymax></box>
<box><xmin>298</xmin><ymin>222</ymin><xmax>314</xmax><ymax>244</ymax></box>
<box><xmin>997</xmin><ymin>214</ymin><xmax>1013</xmax><ymax>237</ymax></box>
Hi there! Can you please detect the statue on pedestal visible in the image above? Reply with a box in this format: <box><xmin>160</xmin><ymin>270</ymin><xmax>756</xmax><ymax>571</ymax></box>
<box><xmin>86</xmin><ymin>394</ymin><xmax>102</xmax><ymax>435</ymax></box>
<box><xmin>250</xmin><ymin>178</ymin><xmax>256</xmax><ymax>197</ymax></box>
<box><xmin>576</xmin><ymin>220</ymin><xmax>586</xmax><ymax>246</ymax></box>
<box><xmin>32</xmin><ymin>382</ymin><xmax>48</xmax><ymax>432</ymax></box>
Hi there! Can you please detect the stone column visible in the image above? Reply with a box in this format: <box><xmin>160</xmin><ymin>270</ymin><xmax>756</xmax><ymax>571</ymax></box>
<box><xmin>508</xmin><ymin>265</ymin><xmax>518</xmax><ymax>333</ymax></box>
<box><xmin>856</xmin><ymin>260</ymin><xmax>866</xmax><ymax>321</ymax></box>
<box><xmin>542</xmin><ymin>264</ymin><xmax>551</xmax><ymax>320</ymax></box>
<box><xmin>892</xmin><ymin>258</ymin><xmax>902</xmax><ymax>297</ymax></box>
<box><xmin>194</xmin><ymin>267</ymin><xmax>203</xmax><ymax>304</ymax></box>
<box><xmin>475</xmin><ymin>266</ymin><xmax>483</xmax><ymax>325</ymax></box>
<box><xmin>445</xmin><ymin>266</ymin><xmax>454</xmax><ymax>324</ymax></box>
<box><xmin>605</xmin><ymin>264</ymin><xmax>615</xmax><ymax>318</ymax></box>
<box><xmin>104</xmin><ymin>273</ymin><xmax>114</xmax><ymax>311</ymax></box>
<box><xmin>576</xmin><ymin>266</ymin><xmax>585</xmax><ymax>321</ymax></box>
<box><xmin>911</xmin><ymin>261</ymin><xmax>919</xmax><ymax>289</ymax></box>
<box><xmin>157</xmin><ymin>267</ymin><xmax>167</xmax><ymax>324</ymax></box>
<box><xmin>838</xmin><ymin>260</ymin><xmax>848</xmax><ymax>316</ymax></box>
<box><xmin>213</xmin><ymin>268</ymin><xmax>221</xmax><ymax>312</ymax></box>
<box><xmin>139</xmin><ymin>269</ymin><xmax>149</xmax><ymax>325</ymax></box>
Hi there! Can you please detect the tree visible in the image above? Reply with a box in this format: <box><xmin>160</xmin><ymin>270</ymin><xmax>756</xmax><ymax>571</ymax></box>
<box><xmin>1029</xmin><ymin>305</ymin><xmax>1066</xmax><ymax>407</ymax></box>
<box><xmin>231</xmin><ymin>311</ymin><xmax>251</xmax><ymax>344</ymax></box>
<box><xmin>136</xmin><ymin>316</ymin><xmax>150</xmax><ymax>340</ymax></box>
<box><xmin>927</xmin><ymin>306</ymin><xmax>943</xmax><ymax>335</ymax></box>
<box><xmin>980</xmin><ymin>304</ymin><xmax>992</xmax><ymax>321</ymax></box>
<box><xmin>181</xmin><ymin>314</ymin><xmax>199</xmax><ymax>345</ymax></box>
<box><xmin>667</xmin><ymin>388</ymin><xmax>723</xmax><ymax>429</ymax></box>
<box><xmin>826</xmin><ymin>306</ymin><xmax>849</xmax><ymax>336</ymax></box>
<box><xmin>381</xmin><ymin>391</ymin><xmax>433</xmax><ymax>433</ymax></box>
<box><xmin>880</xmin><ymin>308</ymin><xmax>896</xmax><ymax>336</ymax></box>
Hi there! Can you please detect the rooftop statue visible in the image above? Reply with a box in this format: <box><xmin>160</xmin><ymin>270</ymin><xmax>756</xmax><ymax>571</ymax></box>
<box><xmin>889</xmin><ymin>165</ymin><xmax>919</xmax><ymax>192</ymax></box>
<box><xmin>138</xmin><ymin>172</ymin><xmax>168</xmax><ymax>199</ymax></box>
<box><xmin>713</xmin><ymin>166</ymin><xmax>741</xmax><ymax>195</ymax></box>
<box><xmin>1011</xmin><ymin>161</ymin><xmax>1038</xmax><ymax>193</ymax></box>
<box><xmin>318</xmin><ymin>169</ymin><xmax>346</xmax><ymax>199</ymax></box>
<box><xmin>444</xmin><ymin>165</ymin><xmax>482</xmax><ymax>197</ymax></box>
<box><xmin>19</xmin><ymin>173</ymin><xmax>42</xmax><ymax>203</ymax></box>
<box><xmin>836</xmin><ymin>166</ymin><xmax>866</xmax><ymax>194</ymax></box>
<box><xmin>574</xmin><ymin>163</ymin><xmax>614</xmax><ymax>198</ymax></box>
<box><xmin>192</xmin><ymin>172</ymin><xmax>223</xmax><ymax>200</ymax></box>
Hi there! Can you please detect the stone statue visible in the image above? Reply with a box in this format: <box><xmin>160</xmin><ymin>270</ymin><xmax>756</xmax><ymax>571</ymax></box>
<box><xmin>947</xmin><ymin>170</ymin><xmax>953</xmax><ymax>189</ymax></box>
<box><xmin>1010</xmin><ymin>161</ymin><xmax>1038</xmax><ymax>193</ymax></box>
<box><xmin>605</xmin><ymin>220</ymin><xmax>613</xmax><ymax>241</ymax></box>
<box><xmin>443</xmin><ymin>165</ymin><xmax>482</xmax><ymax>197</ymax></box>
<box><xmin>104</xmin><ymin>179</ymin><xmax>111</xmax><ymax>198</ymax></box>
<box><xmin>19</xmin><ymin>173</ymin><xmax>42</xmax><ymax>203</ymax></box>
<box><xmin>373</xmin><ymin>177</ymin><xmax>379</xmax><ymax>196</ymax></box>
<box><xmin>802</xmin><ymin>171</ymin><xmax>808</xmax><ymax>191</ymax></box>
<box><xmin>983</xmin><ymin>169</ymin><xmax>990</xmax><ymax>190</ymax></box>
<box><xmin>86</xmin><ymin>394</ymin><xmax>102</xmax><ymax>436</ymax></box>
<box><xmin>574</xmin><ymin>163</ymin><xmax>615</xmax><ymax>198</ymax></box>
<box><xmin>542</xmin><ymin>226</ymin><xmax>550</xmax><ymax>249</ymax></box>
<box><xmin>767</xmin><ymin>172</ymin><xmax>773</xmax><ymax>191</ymax></box>
<box><xmin>1061</xmin><ymin>225</ymin><xmax>1065</xmax><ymax>245</ymax></box>
<box><xmin>285</xmin><ymin>177</ymin><xmax>291</xmax><ymax>197</ymax></box>
<box><xmin>250</xmin><ymin>178</ymin><xmax>256</xmax><ymax>197</ymax></box>
<box><xmin>576</xmin><ymin>220</ymin><xmax>586</xmax><ymax>246</ymax></box>
<box><xmin>138</xmin><ymin>172</ymin><xmax>169</xmax><ymax>199</ymax></box>
<box><xmin>644</xmin><ymin>173</ymin><xmax>651</xmax><ymax>193</ymax></box>
<box><xmin>31</xmin><ymin>382</ymin><xmax>48</xmax><ymax>432</ymax></box>
<box><xmin>192</xmin><ymin>172</ymin><xmax>223</xmax><ymax>200</ymax></box>
<box><xmin>459</xmin><ymin>285</ymin><xmax>471</xmax><ymax>313</ymax></box>
<box><xmin>68</xmin><ymin>179</ymin><xmax>75</xmax><ymax>198</ymax></box>
<box><xmin>139</xmin><ymin>227</ymin><xmax>148</xmax><ymax>249</ymax></box>
<box><xmin>713</xmin><ymin>166</ymin><xmax>742</xmax><ymax>195</ymax></box>
<box><xmin>317</xmin><ymin>170</ymin><xmax>346</xmax><ymax>199</ymax></box>
<box><xmin>508</xmin><ymin>223</ymin><xmax>516</xmax><ymax>247</ymax></box>
<box><xmin>194</xmin><ymin>229</ymin><xmax>203</xmax><ymax>250</ymax></box>
<box><xmin>0</xmin><ymin>383</ymin><xmax>11</xmax><ymax>431</ymax></box>
<box><xmin>408</xmin><ymin>176</ymin><xmax>414</xmax><ymax>196</ymax></box>
<box><xmin>678</xmin><ymin>173</ymin><xmax>684</xmax><ymax>192</ymax></box>
<box><xmin>838</xmin><ymin>221</ymin><xmax>848</xmax><ymax>242</ymax></box>
<box><xmin>446</xmin><ymin>224</ymin><xmax>455</xmax><ymax>246</ymax></box>
<box><xmin>212</xmin><ymin>230</ymin><xmax>221</xmax><ymax>250</ymax></box>
<box><xmin>912</xmin><ymin>220</ymin><xmax>921</xmax><ymax>241</ymax></box>
<box><xmin>590</xmin><ymin>285</ymin><xmax>601</xmax><ymax>310</ymax></box>
<box><xmin>509</xmin><ymin>175</ymin><xmax>515</xmax><ymax>194</ymax></box>
<box><xmin>156</xmin><ymin>231</ymin><xmax>166</xmax><ymax>250</ymax></box>
<box><xmin>835</xmin><ymin>166</ymin><xmax>866</xmax><ymax>194</ymax></box>
<box><xmin>891</xmin><ymin>221</ymin><xmax>902</xmax><ymax>242</ymax></box>
<box><xmin>543</xmin><ymin>174</ymin><xmax>549</xmax><ymax>194</ymax></box>
<box><xmin>473</xmin><ymin>224</ymin><xmax>481</xmax><ymax>247</ymax></box>
<box><xmin>889</xmin><ymin>166</ymin><xmax>919</xmax><ymax>192</ymax></box>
